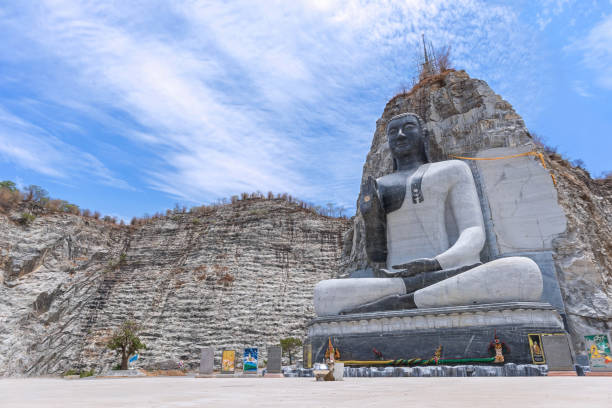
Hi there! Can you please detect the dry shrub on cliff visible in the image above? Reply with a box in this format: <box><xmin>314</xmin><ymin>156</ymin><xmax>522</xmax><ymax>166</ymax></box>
<box><xmin>0</xmin><ymin>188</ymin><xmax>21</xmax><ymax>211</ymax></box>
<box><xmin>531</xmin><ymin>132</ymin><xmax>558</xmax><ymax>154</ymax></box>
<box><xmin>45</xmin><ymin>199</ymin><xmax>62</xmax><ymax>212</ymax></box>
<box><xmin>3</xmin><ymin>179</ymin><xmax>350</xmax><ymax>226</ymax></box>
<box><xmin>533</xmin><ymin>132</ymin><xmax>609</xmax><ymax>179</ymax></box>
<box><xmin>1</xmin><ymin>181</ymin><xmax>81</xmax><ymax>216</ymax></box>
<box><xmin>209</xmin><ymin>264</ymin><xmax>234</xmax><ymax>286</ymax></box>
<box><xmin>395</xmin><ymin>41</ymin><xmax>454</xmax><ymax>101</ymax></box>
<box><xmin>1</xmin><ymin>180</ymin><xmax>125</xmax><ymax>225</ymax></box>
<box><xmin>434</xmin><ymin>45</ymin><xmax>452</xmax><ymax>72</ymax></box>
<box><xmin>194</xmin><ymin>265</ymin><xmax>207</xmax><ymax>273</ymax></box>
<box><xmin>102</xmin><ymin>215</ymin><xmax>117</xmax><ymax>224</ymax></box>
<box><xmin>217</xmin><ymin>272</ymin><xmax>235</xmax><ymax>287</ymax></box>
<box><xmin>185</xmin><ymin>192</ymin><xmax>347</xmax><ymax>220</ymax></box>
<box><xmin>213</xmin><ymin>264</ymin><xmax>228</xmax><ymax>274</ymax></box>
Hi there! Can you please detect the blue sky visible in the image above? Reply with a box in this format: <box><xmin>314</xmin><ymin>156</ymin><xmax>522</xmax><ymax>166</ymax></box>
<box><xmin>0</xmin><ymin>0</ymin><xmax>610</xmax><ymax>220</ymax></box>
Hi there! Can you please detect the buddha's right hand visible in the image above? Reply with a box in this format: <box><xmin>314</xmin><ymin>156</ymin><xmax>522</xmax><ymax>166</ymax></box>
<box><xmin>359</xmin><ymin>177</ymin><xmax>378</xmax><ymax>214</ymax></box>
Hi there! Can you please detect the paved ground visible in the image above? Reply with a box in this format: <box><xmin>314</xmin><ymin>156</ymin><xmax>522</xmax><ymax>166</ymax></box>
<box><xmin>2</xmin><ymin>377</ymin><xmax>611</xmax><ymax>408</ymax></box>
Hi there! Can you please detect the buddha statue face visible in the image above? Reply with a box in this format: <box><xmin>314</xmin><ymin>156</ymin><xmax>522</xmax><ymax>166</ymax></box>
<box><xmin>386</xmin><ymin>114</ymin><xmax>426</xmax><ymax>165</ymax></box>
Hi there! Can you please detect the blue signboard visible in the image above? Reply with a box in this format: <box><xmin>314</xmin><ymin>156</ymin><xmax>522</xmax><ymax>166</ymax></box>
<box><xmin>243</xmin><ymin>348</ymin><xmax>258</xmax><ymax>373</ymax></box>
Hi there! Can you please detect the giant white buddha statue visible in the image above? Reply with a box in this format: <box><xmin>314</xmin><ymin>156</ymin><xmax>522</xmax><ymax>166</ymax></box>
<box><xmin>314</xmin><ymin>113</ymin><xmax>543</xmax><ymax>316</ymax></box>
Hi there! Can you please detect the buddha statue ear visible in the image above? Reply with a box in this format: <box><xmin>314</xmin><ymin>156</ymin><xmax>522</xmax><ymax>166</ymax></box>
<box><xmin>392</xmin><ymin>157</ymin><xmax>398</xmax><ymax>171</ymax></box>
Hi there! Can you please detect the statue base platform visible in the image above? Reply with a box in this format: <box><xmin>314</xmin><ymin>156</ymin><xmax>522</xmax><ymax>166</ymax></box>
<box><xmin>306</xmin><ymin>302</ymin><xmax>565</xmax><ymax>364</ymax></box>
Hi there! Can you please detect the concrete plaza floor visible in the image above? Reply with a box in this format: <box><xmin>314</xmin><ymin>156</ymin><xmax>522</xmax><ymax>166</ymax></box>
<box><xmin>1</xmin><ymin>377</ymin><xmax>611</xmax><ymax>408</ymax></box>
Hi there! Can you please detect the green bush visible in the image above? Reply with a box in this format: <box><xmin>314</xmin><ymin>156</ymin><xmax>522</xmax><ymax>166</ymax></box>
<box><xmin>80</xmin><ymin>369</ymin><xmax>95</xmax><ymax>378</ymax></box>
<box><xmin>0</xmin><ymin>180</ymin><xmax>17</xmax><ymax>191</ymax></box>
<box><xmin>280</xmin><ymin>337</ymin><xmax>303</xmax><ymax>365</ymax></box>
<box><xmin>64</xmin><ymin>369</ymin><xmax>77</xmax><ymax>376</ymax></box>
<box><xmin>19</xmin><ymin>212</ymin><xmax>36</xmax><ymax>225</ymax></box>
<box><xmin>107</xmin><ymin>320</ymin><xmax>147</xmax><ymax>370</ymax></box>
<box><xmin>62</xmin><ymin>203</ymin><xmax>80</xmax><ymax>215</ymax></box>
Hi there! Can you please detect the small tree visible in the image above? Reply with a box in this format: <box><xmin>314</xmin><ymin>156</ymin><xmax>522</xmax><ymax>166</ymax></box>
<box><xmin>0</xmin><ymin>180</ymin><xmax>17</xmax><ymax>191</ymax></box>
<box><xmin>107</xmin><ymin>321</ymin><xmax>146</xmax><ymax>370</ymax></box>
<box><xmin>279</xmin><ymin>337</ymin><xmax>303</xmax><ymax>365</ymax></box>
<box><xmin>24</xmin><ymin>185</ymin><xmax>49</xmax><ymax>204</ymax></box>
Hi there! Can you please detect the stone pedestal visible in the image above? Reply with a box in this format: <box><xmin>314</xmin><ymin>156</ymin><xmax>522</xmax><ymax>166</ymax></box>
<box><xmin>307</xmin><ymin>302</ymin><xmax>565</xmax><ymax>365</ymax></box>
<box><xmin>333</xmin><ymin>362</ymin><xmax>344</xmax><ymax>380</ymax></box>
<box><xmin>541</xmin><ymin>334</ymin><xmax>574</xmax><ymax>371</ymax></box>
<box><xmin>199</xmin><ymin>347</ymin><xmax>214</xmax><ymax>376</ymax></box>
<box><xmin>265</xmin><ymin>345</ymin><xmax>283</xmax><ymax>377</ymax></box>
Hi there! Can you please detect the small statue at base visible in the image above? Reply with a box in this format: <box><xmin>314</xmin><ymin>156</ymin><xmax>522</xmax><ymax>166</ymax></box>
<box><xmin>314</xmin><ymin>113</ymin><xmax>543</xmax><ymax>316</ymax></box>
<box><xmin>433</xmin><ymin>345</ymin><xmax>443</xmax><ymax>364</ymax></box>
<box><xmin>489</xmin><ymin>333</ymin><xmax>509</xmax><ymax>363</ymax></box>
<box><xmin>323</xmin><ymin>338</ymin><xmax>340</xmax><ymax>381</ymax></box>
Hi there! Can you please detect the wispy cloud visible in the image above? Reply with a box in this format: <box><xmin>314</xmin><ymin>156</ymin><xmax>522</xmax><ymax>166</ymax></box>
<box><xmin>0</xmin><ymin>0</ymin><xmax>546</xmax><ymax>211</ymax></box>
<box><xmin>572</xmin><ymin>80</ymin><xmax>593</xmax><ymax>97</ymax></box>
<box><xmin>0</xmin><ymin>107</ymin><xmax>131</xmax><ymax>188</ymax></box>
<box><xmin>568</xmin><ymin>13</ymin><xmax>612</xmax><ymax>90</ymax></box>
<box><xmin>536</xmin><ymin>0</ymin><xmax>575</xmax><ymax>30</ymax></box>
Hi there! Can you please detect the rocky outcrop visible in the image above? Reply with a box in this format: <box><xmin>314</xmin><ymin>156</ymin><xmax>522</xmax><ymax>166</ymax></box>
<box><xmin>547</xmin><ymin>157</ymin><xmax>612</xmax><ymax>353</ymax></box>
<box><xmin>341</xmin><ymin>69</ymin><xmax>612</xmax><ymax>357</ymax></box>
<box><xmin>0</xmin><ymin>199</ymin><xmax>349</xmax><ymax>376</ymax></box>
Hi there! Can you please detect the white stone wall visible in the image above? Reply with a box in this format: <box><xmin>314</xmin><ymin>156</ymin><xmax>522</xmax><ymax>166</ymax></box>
<box><xmin>475</xmin><ymin>147</ymin><xmax>566</xmax><ymax>254</ymax></box>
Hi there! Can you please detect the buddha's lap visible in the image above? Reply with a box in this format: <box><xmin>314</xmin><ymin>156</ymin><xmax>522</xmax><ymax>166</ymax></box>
<box><xmin>314</xmin><ymin>257</ymin><xmax>542</xmax><ymax>315</ymax></box>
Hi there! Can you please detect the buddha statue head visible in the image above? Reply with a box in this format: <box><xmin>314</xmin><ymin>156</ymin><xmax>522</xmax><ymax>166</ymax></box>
<box><xmin>386</xmin><ymin>113</ymin><xmax>429</xmax><ymax>171</ymax></box>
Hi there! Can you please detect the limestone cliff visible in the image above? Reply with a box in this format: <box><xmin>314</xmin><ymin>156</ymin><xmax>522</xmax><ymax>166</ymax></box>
<box><xmin>547</xmin><ymin>157</ymin><xmax>612</xmax><ymax>352</ymax></box>
<box><xmin>341</xmin><ymin>69</ymin><xmax>612</xmax><ymax>359</ymax></box>
<box><xmin>0</xmin><ymin>199</ymin><xmax>349</xmax><ymax>376</ymax></box>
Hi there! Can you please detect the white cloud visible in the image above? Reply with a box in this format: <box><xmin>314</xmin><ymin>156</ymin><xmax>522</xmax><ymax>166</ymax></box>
<box><xmin>572</xmin><ymin>80</ymin><xmax>593</xmax><ymax>97</ymax></box>
<box><xmin>0</xmin><ymin>0</ymin><xmax>545</xmax><ymax>211</ymax></box>
<box><xmin>0</xmin><ymin>107</ymin><xmax>131</xmax><ymax>188</ymax></box>
<box><xmin>570</xmin><ymin>14</ymin><xmax>612</xmax><ymax>90</ymax></box>
<box><xmin>536</xmin><ymin>0</ymin><xmax>575</xmax><ymax>30</ymax></box>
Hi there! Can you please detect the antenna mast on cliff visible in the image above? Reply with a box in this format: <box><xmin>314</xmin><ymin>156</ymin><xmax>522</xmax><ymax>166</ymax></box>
<box><xmin>414</xmin><ymin>34</ymin><xmax>433</xmax><ymax>121</ymax></box>
<box><xmin>420</xmin><ymin>34</ymin><xmax>434</xmax><ymax>80</ymax></box>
